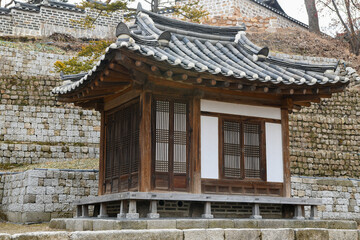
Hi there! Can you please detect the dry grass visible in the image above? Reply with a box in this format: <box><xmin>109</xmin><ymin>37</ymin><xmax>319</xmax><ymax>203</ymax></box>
<box><xmin>0</xmin><ymin>222</ymin><xmax>61</xmax><ymax>234</ymax></box>
<box><xmin>247</xmin><ymin>28</ymin><xmax>360</xmax><ymax>72</ymax></box>
<box><xmin>0</xmin><ymin>158</ymin><xmax>98</xmax><ymax>173</ymax></box>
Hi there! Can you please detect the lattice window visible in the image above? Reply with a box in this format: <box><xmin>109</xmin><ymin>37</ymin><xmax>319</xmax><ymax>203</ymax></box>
<box><xmin>173</xmin><ymin>102</ymin><xmax>187</xmax><ymax>174</ymax></box>
<box><xmin>244</xmin><ymin>123</ymin><xmax>261</xmax><ymax>178</ymax></box>
<box><xmin>221</xmin><ymin>118</ymin><xmax>263</xmax><ymax>180</ymax></box>
<box><xmin>223</xmin><ymin>121</ymin><xmax>241</xmax><ymax>178</ymax></box>
<box><xmin>153</xmin><ymin>98</ymin><xmax>188</xmax><ymax>190</ymax></box>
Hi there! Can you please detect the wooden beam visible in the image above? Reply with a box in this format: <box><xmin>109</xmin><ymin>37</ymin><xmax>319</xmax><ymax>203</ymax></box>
<box><xmin>164</xmin><ymin>70</ymin><xmax>173</xmax><ymax>78</ymax></box>
<box><xmin>151</xmin><ymin>65</ymin><xmax>161</xmax><ymax>75</ymax></box>
<box><xmin>109</xmin><ymin>62</ymin><xmax>129</xmax><ymax>74</ymax></box>
<box><xmin>281</xmin><ymin>98</ymin><xmax>291</xmax><ymax>198</ymax></box>
<box><xmin>173</xmin><ymin>74</ymin><xmax>188</xmax><ymax>81</ymax></box>
<box><xmin>104</xmin><ymin>89</ymin><xmax>141</xmax><ymax>111</ymax></box>
<box><xmin>139</xmin><ymin>91</ymin><xmax>152</xmax><ymax>192</ymax></box>
<box><xmin>294</xmin><ymin>101</ymin><xmax>311</xmax><ymax>107</ymax></box>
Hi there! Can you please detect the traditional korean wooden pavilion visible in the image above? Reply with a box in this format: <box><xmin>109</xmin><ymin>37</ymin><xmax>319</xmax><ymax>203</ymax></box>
<box><xmin>53</xmin><ymin>4</ymin><xmax>357</xmax><ymax>219</ymax></box>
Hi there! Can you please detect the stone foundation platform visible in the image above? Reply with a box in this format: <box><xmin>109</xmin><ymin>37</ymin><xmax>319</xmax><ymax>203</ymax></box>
<box><xmin>3</xmin><ymin>228</ymin><xmax>359</xmax><ymax>240</ymax></box>
<box><xmin>49</xmin><ymin>218</ymin><xmax>357</xmax><ymax>232</ymax></box>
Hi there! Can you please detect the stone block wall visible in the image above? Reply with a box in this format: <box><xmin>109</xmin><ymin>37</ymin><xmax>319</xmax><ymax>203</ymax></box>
<box><xmin>197</xmin><ymin>0</ymin><xmax>307</xmax><ymax>31</ymax></box>
<box><xmin>0</xmin><ymin>15</ymin><xmax>12</xmax><ymax>35</ymax></box>
<box><xmin>0</xmin><ymin>46</ymin><xmax>101</xmax><ymax>165</ymax></box>
<box><xmin>2</xmin><ymin>171</ymin><xmax>360</xmax><ymax>222</ymax></box>
<box><xmin>0</xmin><ymin>0</ymin><xmax>307</xmax><ymax>39</ymax></box>
<box><xmin>0</xmin><ymin>169</ymin><xmax>98</xmax><ymax>223</ymax></box>
<box><xmin>289</xmin><ymin>86</ymin><xmax>360</xmax><ymax>178</ymax></box>
<box><xmin>0</xmin><ymin>3</ymin><xmax>123</xmax><ymax>39</ymax></box>
<box><xmin>292</xmin><ymin>176</ymin><xmax>360</xmax><ymax>220</ymax></box>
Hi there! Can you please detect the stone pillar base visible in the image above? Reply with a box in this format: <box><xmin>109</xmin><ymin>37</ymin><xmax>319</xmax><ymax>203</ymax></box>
<box><xmin>126</xmin><ymin>213</ymin><xmax>139</xmax><ymax>219</ymax></box>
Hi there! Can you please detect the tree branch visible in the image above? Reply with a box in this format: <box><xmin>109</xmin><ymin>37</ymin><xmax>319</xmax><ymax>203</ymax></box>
<box><xmin>5</xmin><ymin>0</ymin><xmax>15</xmax><ymax>8</ymax></box>
<box><xmin>332</xmin><ymin>0</ymin><xmax>351</xmax><ymax>33</ymax></box>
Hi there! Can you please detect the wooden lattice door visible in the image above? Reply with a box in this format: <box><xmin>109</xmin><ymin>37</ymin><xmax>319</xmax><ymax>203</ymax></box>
<box><xmin>104</xmin><ymin>100</ymin><xmax>140</xmax><ymax>194</ymax></box>
<box><xmin>152</xmin><ymin>98</ymin><xmax>189</xmax><ymax>191</ymax></box>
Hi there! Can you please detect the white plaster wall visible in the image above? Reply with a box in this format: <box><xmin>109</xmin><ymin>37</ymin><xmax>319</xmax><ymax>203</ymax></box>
<box><xmin>201</xmin><ymin>116</ymin><xmax>219</xmax><ymax>179</ymax></box>
<box><xmin>200</xmin><ymin>100</ymin><xmax>281</xmax><ymax>120</ymax></box>
<box><xmin>265</xmin><ymin>123</ymin><xmax>283</xmax><ymax>183</ymax></box>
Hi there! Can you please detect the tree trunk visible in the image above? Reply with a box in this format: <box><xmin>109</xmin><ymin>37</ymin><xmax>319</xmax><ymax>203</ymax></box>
<box><xmin>151</xmin><ymin>0</ymin><xmax>159</xmax><ymax>13</ymax></box>
<box><xmin>304</xmin><ymin>0</ymin><xmax>320</xmax><ymax>33</ymax></box>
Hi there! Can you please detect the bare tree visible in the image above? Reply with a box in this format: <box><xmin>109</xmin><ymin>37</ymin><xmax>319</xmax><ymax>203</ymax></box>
<box><xmin>305</xmin><ymin>0</ymin><xmax>321</xmax><ymax>33</ymax></box>
<box><xmin>318</xmin><ymin>0</ymin><xmax>360</xmax><ymax>55</ymax></box>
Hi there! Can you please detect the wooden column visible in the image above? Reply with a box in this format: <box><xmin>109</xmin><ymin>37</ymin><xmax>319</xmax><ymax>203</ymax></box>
<box><xmin>139</xmin><ymin>91</ymin><xmax>152</xmax><ymax>192</ymax></box>
<box><xmin>190</xmin><ymin>97</ymin><xmax>201</xmax><ymax>193</ymax></box>
<box><xmin>98</xmin><ymin>111</ymin><xmax>106</xmax><ymax>195</ymax></box>
<box><xmin>281</xmin><ymin>99</ymin><xmax>292</xmax><ymax>198</ymax></box>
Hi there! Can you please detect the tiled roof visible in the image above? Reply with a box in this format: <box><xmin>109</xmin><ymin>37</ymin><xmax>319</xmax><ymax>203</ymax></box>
<box><xmin>0</xmin><ymin>7</ymin><xmax>10</xmax><ymax>15</ymax></box>
<box><xmin>52</xmin><ymin>4</ymin><xmax>358</xmax><ymax>95</ymax></box>
<box><xmin>13</xmin><ymin>1</ymin><xmax>40</xmax><ymax>12</ymax></box>
<box><xmin>44</xmin><ymin>0</ymin><xmax>84</xmax><ymax>13</ymax></box>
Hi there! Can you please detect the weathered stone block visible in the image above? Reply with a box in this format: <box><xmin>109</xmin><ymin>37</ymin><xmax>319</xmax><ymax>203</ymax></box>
<box><xmin>113</xmin><ymin>220</ymin><xmax>147</xmax><ymax>230</ymax></box>
<box><xmin>176</xmin><ymin>219</ymin><xmax>209</xmax><ymax>229</ymax></box>
<box><xmin>224</xmin><ymin>229</ymin><xmax>261</xmax><ymax>240</ymax></box>
<box><xmin>328</xmin><ymin>229</ymin><xmax>358</xmax><ymax>240</ymax></box>
<box><xmin>11</xmin><ymin>232</ymin><xmax>69</xmax><ymax>240</ymax></box>
<box><xmin>295</xmin><ymin>229</ymin><xmax>329</xmax><ymax>240</ymax></box>
<box><xmin>0</xmin><ymin>234</ymin><xmax>11</xmax><ymax>240</ymax></box>
<box><xmin>147</xmin><ymin>219</ymin><xmax>177</xmax><ymax>229</ymax></box>
<box><xmin>21</xmin><ymin>212</ymin><xmax>50</xmax><ymax>223</ymax></box>
<box><xmin>70</xmin><ymin>229</ymin><xmax>183</xmax><ymax>240</ymax></box>
<box><xmin>184</xmin><ymin>229</ymin><xmax>224</xmax><ymax>240</ymax></box>
<box><xmin>261</xmin><ymin>229</ymin><xmax>295</xmax><ymax>240</ymax></box>
<box><xmin>49</xmin><ymin>219</ymin><xmax>67</xmax><ymax>229</ymax></box>
<box><xmin>92</xmin><ymin>219</ymin><xmax>116</xmax><ymax>231</ymax></box>
<box><xmin>233</xmin><ymin>219</ymin><xmax>258</xmax><ymax>228</ymax></box>
<box><xmin>208</xmin><ymin>219</ymin><xmax>234</xmax><ymax>228</ymax></box>
<box><xmin>327</xmin><ymin>220</ymin><xmax>357</xmax><ymax>229</ymax></box>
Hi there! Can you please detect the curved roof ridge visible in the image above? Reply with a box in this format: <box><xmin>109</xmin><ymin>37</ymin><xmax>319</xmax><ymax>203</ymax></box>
<box><xmin>139</xmin><ymin>8</ymin><xmax>246</xmax><ymax>38</ymax></box>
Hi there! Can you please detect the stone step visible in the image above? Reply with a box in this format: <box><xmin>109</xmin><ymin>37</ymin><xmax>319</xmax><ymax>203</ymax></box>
<box><xmin>1</xmin><ymin>228</ymin><xmax>360</xmax><ymax>240</ymax></box>
<box><xmin>49</xmin><ymin>218</ymin><xmax>358</xmax><ymax>231</ymax></box>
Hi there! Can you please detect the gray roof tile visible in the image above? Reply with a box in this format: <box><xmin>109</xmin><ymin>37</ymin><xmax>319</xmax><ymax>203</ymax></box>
<box><xmin>53</xmin><ymin>6</ymin><xmax>357</xmax><ymax>95</ymax></box>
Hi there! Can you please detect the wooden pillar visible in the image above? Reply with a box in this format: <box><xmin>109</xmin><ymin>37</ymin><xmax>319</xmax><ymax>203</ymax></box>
<box><xmin>250</xmin><ymin>204</ymin><xmax>262</xmax><ymax>219</ymax></box>
<box><xmin>139</xmin><ymin>91</ymin><xmax>152</xmax><ymax>192</ymax></box>
<box><xmin>98</xmin><ymin>111</ymin><xmax>106</xmax><ymax>195</ymax></box>
<box><xmin>201</xmin><ymin>202</ymin><xmax>213</xmax><ymax>218</ymax></box>
<box><xmin>191</xmin><ymin>97</ymin><xmax>201</xmax><ymax>193</ymax></box>
<box><xmin>281</xmin><ymin>99</ymin><xmax>292</xmax><ymax>198</ymax></box>
<box><xmin>98</xmin><ymin>203</ymin><xmax>108</xmax><ymax>218</ymax></box>
<box><xmin>147</xmin><ymin>200</ymin><xmax>160</xmax><ymax>218</ymax></box>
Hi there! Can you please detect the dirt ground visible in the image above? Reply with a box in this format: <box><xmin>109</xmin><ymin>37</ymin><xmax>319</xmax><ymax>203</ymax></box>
<box><xmin>0</xmin><ymin>222</ymin><xmax>61</xmax><ymax>234</ymax></box>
